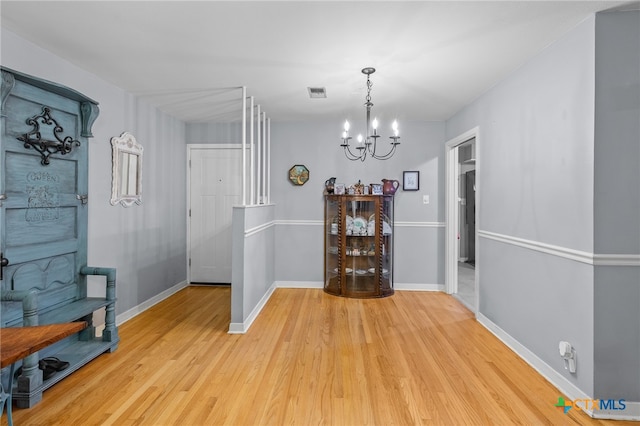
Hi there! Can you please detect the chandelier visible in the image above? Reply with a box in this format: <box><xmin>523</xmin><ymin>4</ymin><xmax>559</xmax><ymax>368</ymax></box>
<box><xmin>341</xmin><ymin>67</ymin><xmax>400</xmax><ymax>161</ymax></box>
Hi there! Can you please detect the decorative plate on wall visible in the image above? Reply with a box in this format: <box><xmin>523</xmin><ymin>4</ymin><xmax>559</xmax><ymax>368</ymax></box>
<box><xmin>288</xmin><ymin>164</ymin><xmax>309</xmax><ymax>186</ymax></box>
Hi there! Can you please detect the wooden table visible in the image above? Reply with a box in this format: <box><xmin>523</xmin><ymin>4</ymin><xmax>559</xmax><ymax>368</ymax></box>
<box><xmin>1</xmin><ymin>322</ymin><xmax>87</xmax><ymax>425</ymax></box>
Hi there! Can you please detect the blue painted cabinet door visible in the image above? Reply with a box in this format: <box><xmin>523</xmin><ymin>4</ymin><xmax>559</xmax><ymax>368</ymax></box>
<box><xmin>1</xmin><ymin>69</ymin><xmax>95</xmax><ymax>312</ymax></box>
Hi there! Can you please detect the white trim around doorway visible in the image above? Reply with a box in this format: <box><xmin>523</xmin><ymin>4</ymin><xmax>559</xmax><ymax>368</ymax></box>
<box><xmin>445</xmin><ymin>127</ymin><xmax>480</xmax><ymax>313</ymax></box>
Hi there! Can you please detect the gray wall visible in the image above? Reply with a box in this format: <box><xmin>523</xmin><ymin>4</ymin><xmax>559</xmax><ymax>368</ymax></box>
<box><xmin>447</xmin><ymin>9</ymin><xmax>640</xmax><ymax>405</ymax></box>
<box><xmin>594</xmin><ymin>266</ymin><xmax>640</xmax><ymax>401</ymax></box>
<box><xmin>188</xmin><ymin>119</ymin><xmax>448</xmax><ymax>290</ymax></box>
<box><xmin>593</xmin><ymin>10</ymin><xmax>640</xmax><ymax>401</ymax></box>
<box><xmin>270</xmin><ymin>121</ymin><xmax>446</xmax><ymax>287</ymax></box>
<box><xmin>447</xmin><ymin>17</ymin><xmax>596</xmax><ymax>251</ymax></box>
<box><xmin>446</xmin><ymin>15</ymin><xmax>597</xmax><ymax>394</ymax></box>
<box><xmin>1</xmin><ymin>28</ymin><xmax>188</xmax><ymax>318</ymax></box>
<box><xmin>593</xmin><ymin>9</ymin><xmax>640</xmax><ymax>254</ymax></box>
<box><xmin>186</xmin><ymin>121</ymin><xmax>242</xmax><ymax>144</ymax></box>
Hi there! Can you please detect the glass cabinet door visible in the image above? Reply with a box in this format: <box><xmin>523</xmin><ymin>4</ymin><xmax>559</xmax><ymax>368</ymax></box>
<box><xmin>325</xmin><ymin>196</ymin><xmax>340</xmax><ymax>294</ymax></box>
<box><xmin>324</xmin><ymin>194</ymin><xmax>394</xmax><ymax>298</ymax></box>
<box><xmin>380</xmin><ymin>195</ymin><xmax>394</xmax><ymax>295</ymax></box>
<box><xmin>343</xmin><ymin>198</ymin><xmax>378</xmax><ymax>297</ymax></box>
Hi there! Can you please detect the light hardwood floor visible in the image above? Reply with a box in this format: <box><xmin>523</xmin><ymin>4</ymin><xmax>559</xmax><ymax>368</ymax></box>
<box><xmin>5</xmin><ymin>287</ymin><xmax>633</xmax><ymax>425</ymax></box>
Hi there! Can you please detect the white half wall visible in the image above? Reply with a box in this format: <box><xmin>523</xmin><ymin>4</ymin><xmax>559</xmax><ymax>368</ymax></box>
<box><xmin>230</xmin><ymin>204</ymin><xmax>276</xmax><ymax>333</ymax></box>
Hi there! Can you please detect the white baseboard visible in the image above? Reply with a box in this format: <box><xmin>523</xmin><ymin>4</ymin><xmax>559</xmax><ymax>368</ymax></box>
<box><xmin>593</xmin><ymin>402</ymin><xmax>640</xmax><ymax>421</ymax></box>
<box><xmin>228</xmin><ymin>282</ymin><xmax>277</xmax><ymax>334</ymax></box>
<box><xmin>95</xmin><ymin>280</ymin><xmax>189</xmax><ymax>336</ymax></box>
<box><xmin>116</xmin><ymin>280</ymin><xmax>189</xmax><ymax>326</ymax></box>
<box><xmin>275</xmin><ymin>280</ymin><xmax>323</xmax><ymax>289</ymax></box>
<box><xmin>477</xmin><ymin>313</ymin><xmax>592</xmax><ymax>410</ymax></box>
<box><xmin>274</xmin><ymin>281</ymin><xmax>444</xmax><ymax>292</ymax></box>
<box><xmin>395</xmin><ymin>283</ymin><xmax>445</xmax><ymax>292</ymax></box>
<box><xmin>477</xmin><ymin>313</ymin><xmax>640</xmax><ymax>421</ymax></box>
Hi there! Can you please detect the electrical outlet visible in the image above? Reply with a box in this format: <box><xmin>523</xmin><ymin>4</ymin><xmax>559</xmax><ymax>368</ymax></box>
<box><xmin>423</xmin><ymin>195</ymin><xmax>429</xmax><ymax>205</ymax></box>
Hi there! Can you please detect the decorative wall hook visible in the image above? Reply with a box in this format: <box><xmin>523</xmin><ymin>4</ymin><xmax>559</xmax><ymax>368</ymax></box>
<box><xmin>17</xmin><ymin>106</ymin><xmax>80</xmax><ymax>165</ymax></box>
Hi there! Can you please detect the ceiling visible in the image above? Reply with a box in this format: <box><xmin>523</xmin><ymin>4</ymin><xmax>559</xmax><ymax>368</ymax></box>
<box><xmin>1</xmin><ymin>1</ymin><xmax>635</xmax><ymax>123</ymax></box>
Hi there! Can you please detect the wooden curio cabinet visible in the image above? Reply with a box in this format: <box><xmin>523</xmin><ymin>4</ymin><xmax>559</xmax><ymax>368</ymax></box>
<box><xmin>324</xmin><ymin>195</ymin><xmax>394</xmax><ymax>298</ymax></box>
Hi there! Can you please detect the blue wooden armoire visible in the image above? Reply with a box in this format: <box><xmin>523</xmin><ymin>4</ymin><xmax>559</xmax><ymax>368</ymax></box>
<box><xmin>1</xmin><ymin>67</ymin><xmax>119</xmax><ymax>408</ymax></box>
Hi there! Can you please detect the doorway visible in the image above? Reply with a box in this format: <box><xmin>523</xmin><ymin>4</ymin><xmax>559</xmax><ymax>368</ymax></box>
<box><xmin>445</xmin><ymin>128</ymin><xmax>479</xmax><ymax>313</ymax></box>
<box><xmin>187</xmin><ymin>145</ymin><xmax>243</xmax><ymax>284</ymax></box>
<box><xmin>457</xmin><ymin>144</ymin><xmax>476</xmax><ymax>309</ymax></box>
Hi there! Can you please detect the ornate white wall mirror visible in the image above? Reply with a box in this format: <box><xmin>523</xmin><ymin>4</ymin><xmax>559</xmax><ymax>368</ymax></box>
<box><xmin>110</xmin><ymin>132</ymin><xmax>143</xmax><ymax>207</ymax></box>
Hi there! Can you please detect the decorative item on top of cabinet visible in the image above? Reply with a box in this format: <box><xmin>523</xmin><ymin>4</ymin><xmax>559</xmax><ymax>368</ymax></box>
<box><xmin>324</xmin><ymin>194</ymin><xmax>394</xmax><ymax>298</ymax></box>
<box><xmin>353</xmin><ymin>180</ymin><xmax>365</xmax><ymax>195</ymax></box>
<box><xmin>370</xmin><ymin>183</ymin><xmax>383</xmax><ymax>195</ymax></box>
<box><xmin>324</xmin><ymin>177</ymin><xmax>336</xmax><ymax>194</ymax></box>
<box><xmin>382</xmin><ymin>178</ymin><xmax>400</xmax><ymax>195</ymax></box>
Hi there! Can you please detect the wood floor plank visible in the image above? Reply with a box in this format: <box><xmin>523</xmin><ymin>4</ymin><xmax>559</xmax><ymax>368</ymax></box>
<box><xmin>4</xmin><ymin>287</ymin><xmax>635</xmax><ymax>425</ymax></box>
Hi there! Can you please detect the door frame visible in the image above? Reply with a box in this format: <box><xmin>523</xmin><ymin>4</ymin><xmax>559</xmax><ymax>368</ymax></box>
<box><xmin>445</xmin><ymin>127</ymin><xmax>480</xmax><ymax>312</ymax></box>
<box><xmin>186</xmin><ymin>144</ymin><xmax>244</xmax><ymax>284</ymax></box>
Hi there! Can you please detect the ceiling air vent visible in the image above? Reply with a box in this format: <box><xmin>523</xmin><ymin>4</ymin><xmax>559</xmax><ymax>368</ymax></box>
<box><xmin>308</xmin><ymin>87</ymin><xmax>327</xmax><ymax>98</ymax></box>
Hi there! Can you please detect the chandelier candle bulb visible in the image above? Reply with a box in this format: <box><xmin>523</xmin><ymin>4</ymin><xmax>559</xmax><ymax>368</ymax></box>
<box><xmin>340</xmin><ymin>67</ymin><xmax>401</xmax><ymax>161</ymax></box>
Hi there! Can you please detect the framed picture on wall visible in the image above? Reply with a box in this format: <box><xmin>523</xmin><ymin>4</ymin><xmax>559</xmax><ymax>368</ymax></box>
<box><xmin>403</xmin><ymin>171</ymin><xmax>419</xmax><ymax>191</ymax></box>
<box><xmin>288</xmin><ymin>164</ymin><xmax>309</xmax><ymax>186</ymax></box>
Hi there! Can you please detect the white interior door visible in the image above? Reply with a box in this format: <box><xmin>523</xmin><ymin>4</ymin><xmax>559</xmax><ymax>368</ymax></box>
<box><xmin>189</xmin><ymin>146</ymin><xmax>242</xmax><ymax>283</ymax></box>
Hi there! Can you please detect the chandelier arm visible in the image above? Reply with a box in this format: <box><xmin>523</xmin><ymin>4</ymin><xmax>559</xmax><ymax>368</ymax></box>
<box><xmin>342</xmin><ymin>142</ymin><xmax>367</xmax><ymax>161</ymax></box>
<box><xmin>370</xmin><ymin>140</ymin><xmax>400</xmax><ymax>160</ymax></box>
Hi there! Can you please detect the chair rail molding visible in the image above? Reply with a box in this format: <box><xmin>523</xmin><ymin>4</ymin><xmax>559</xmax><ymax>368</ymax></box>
<box><xmin>478</xmin><ymin>230</ymin><xmax>640</xmax><ymax>266</ymax></box>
